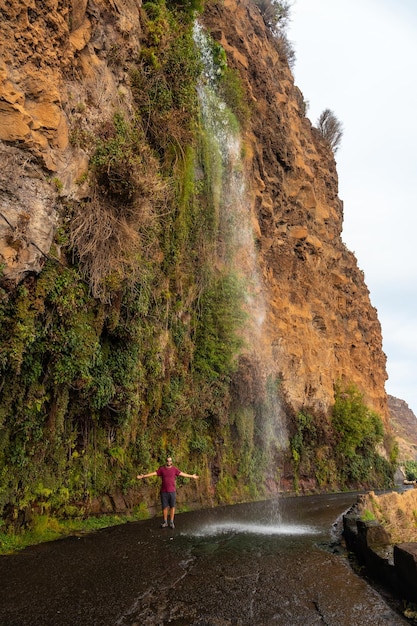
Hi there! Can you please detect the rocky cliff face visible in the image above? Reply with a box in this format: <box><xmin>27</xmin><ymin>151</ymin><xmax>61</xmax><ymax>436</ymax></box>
<box><xmin>202</xmin><ymin>0</ymin><xmax>388</xmax><ymax>419</ymax></box>
<box><xmin>0</xmin><ymin>0</ymin><xmax>142</xmax><ymax>278</ymax></box>
<box><xmin>388</xmin><ymin>395</ymin><xmax>417</xmax><ymax>460</ymax></box>
<box><xmin>0</xmin><ymin>0</ymin><xmax>388</xmax><ymax>416</ymax></box>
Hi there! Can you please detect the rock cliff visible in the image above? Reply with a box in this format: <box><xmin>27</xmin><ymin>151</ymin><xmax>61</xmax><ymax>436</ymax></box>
<box><xmin>388</xmin><ymin>395</ymin><xmax>417</xmax><ymax>460</ymax></box>
<box><xmin>203</xmin><ymin>0</ymin><xmax>388</xmax><ymax>419</ymax></box>
<box><xmin>0</xmin><ymin>0</ymin><xmax>395</xmax><ymax>519</ymax></box>
<box><xmin>0</xmin><ymin>0</ymin><xmax>142</xmax><ymax>277</ymax></box>
<box><xmin>0</xmin><ymin>0</ymin><xmax>388</xmax><ymax>417</ymax></box>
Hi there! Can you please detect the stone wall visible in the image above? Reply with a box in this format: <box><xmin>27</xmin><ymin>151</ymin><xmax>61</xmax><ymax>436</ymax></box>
<box><xmin>343</xmin><ymin>508</ymin><xmax>417</xmax><ymax>604</ymax></box>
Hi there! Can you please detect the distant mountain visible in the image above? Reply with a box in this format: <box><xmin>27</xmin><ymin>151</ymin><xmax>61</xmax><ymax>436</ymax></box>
<box><xmin>388</xmin><ymin>395</ymin><xmax>417</xmax><ymax>460</ymax></box>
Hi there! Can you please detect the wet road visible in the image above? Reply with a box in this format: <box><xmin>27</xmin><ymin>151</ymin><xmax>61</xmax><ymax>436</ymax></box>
<box><xmin>0</xmin><ymin>493</ymin><xmax>409</xmax><ymax>626</ymax></box>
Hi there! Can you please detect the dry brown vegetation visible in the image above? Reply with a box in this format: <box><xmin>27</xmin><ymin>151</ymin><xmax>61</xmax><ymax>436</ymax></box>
<box><xmin>359</xmin><ymin>489</ymin><xmax>417</xmax><ymax>544</ymax></box>
<box><xmin>69</xmin><ymin>122</ymin><xmax>169</xmax><ymax>302</ymax></box>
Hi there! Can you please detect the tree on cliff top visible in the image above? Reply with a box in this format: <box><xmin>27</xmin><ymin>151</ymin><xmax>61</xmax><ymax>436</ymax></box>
<box><xmin>254</xmin><ymin>0</ymin><xmax>292</xmax><ymax>31</ymax></box>
<box><xmin>253</xmin><ymin>0</ymin><xmax>295</xmax><ymax>67</ymax></box>
<box><xmin>316</xmin><ymin>108</ymin><xmax>344</xmax><ymax>153</ymax></box>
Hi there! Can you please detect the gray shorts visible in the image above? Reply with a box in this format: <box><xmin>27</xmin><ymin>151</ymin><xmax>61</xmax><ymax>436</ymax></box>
<box><xmin>161</xmin><ymin>491</ymin><xmax>176</xmax><ymax>509</ymax></box>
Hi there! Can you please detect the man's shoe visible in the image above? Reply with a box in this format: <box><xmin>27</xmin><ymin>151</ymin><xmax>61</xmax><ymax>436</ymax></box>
<box><xmin>169</xmin><ymin>520</ymin><xmax>175</xmax><ymax>529</ymax></box>
<box><xmin>161</xmin><ymin>521</ymin><xmax>168</xmax><ymax>528</ymax></box>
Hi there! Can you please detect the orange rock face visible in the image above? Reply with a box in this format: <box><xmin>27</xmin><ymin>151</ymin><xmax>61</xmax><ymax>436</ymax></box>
<box><xmin>202</xmin><ymin>0</ymin><xmax>388</xmax><ymax>421</ymax></box>
<box><xmin>0</xmin><ymin>0</ymin><xmax>142</xmax><ymax>279</ymax></box>
<box><xmin>0</xmin><ymin>0</ymin><xmax>388</xmax><ymax>424</ymax></box>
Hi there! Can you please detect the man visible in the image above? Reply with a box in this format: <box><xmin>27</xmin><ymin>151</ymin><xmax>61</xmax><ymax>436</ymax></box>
<box><xmin>137</xmin><ymin>456</ymin><xmax>199</xmax><ymax>528</ymax></box>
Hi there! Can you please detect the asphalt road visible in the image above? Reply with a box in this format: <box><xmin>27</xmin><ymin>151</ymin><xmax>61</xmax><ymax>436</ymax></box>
<box><xmin>0</xmin><ymin>493</ymin><xmax>409</xmax><ymax>626</ymax></box>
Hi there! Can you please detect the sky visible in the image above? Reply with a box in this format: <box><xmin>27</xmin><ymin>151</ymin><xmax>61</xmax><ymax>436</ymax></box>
<box><xmin>287</xmin><ymin>0</ymin><xmax>417</xmax><ymax>416</ymax></box>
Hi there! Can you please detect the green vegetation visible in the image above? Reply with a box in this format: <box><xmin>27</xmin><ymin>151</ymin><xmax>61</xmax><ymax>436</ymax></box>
<box><xmin>290</xmin><ymin>410</ymin><xmax>337</xmax><ymax>492</ymax></box>
<box><xmin>404</xmin><ymin>460</ymin><xmax>417</xmax><ymax>481</ymax></box>
<box><xmin>289</xmin><ymin>383</ymin><xmax>395</xmax><ymax>492</ymax></box>
<box><xmin>193</xmin><ymin>273</ymin><xmax>246</xmax><ymax>380</ymax></box>
<box><xmin>0</xmin><ymin>505</ymin><xmax>150</xmax><ymax>554</ymax></box>
<box><xmin>219</xmin><ymin>66</ymin><xmax>251</xmax><ymax>128</ymax></box>
<box><xmin>0</xmin><ymin>0</ymin><xmax>259</xmax><ymax>549</ymax></box>
<box><xmin>360</xmin><ymin>509</ymin><xmax>376</xmax><ymax>522</ymax></box>
<box><xmin>332</xmin><ymin>382</ymin><xmax>391</xmax><ymax>486</ymax></box>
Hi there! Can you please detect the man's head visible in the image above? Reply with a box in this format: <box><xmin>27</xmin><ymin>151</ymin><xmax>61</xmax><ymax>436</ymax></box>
<box><xmin>166</xmin><ymin>457</ymin><xmax>173</xmax><ymax>466</ymax></box>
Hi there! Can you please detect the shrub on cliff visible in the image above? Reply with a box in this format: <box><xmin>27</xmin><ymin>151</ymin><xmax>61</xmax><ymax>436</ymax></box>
<box><xmin>332</xmin><ymin>383</ymin><xmax>394</xmax><ymax>487</ymax></box>
<box><xmin>253</xmin><ymin>0</ymin><xmax>295</xmax><ymax>67</ymax></box>
<box><xmin>254</xmin><ymin>0</ymin><xmax>291</xmax><ymax>30</ymax></box>
<box><xmin>316</xmin><ymin>108</ymin><xmax>343</xmax><ymax>153</ymax></box>
<box><xmin>404</xmin><ymin>460</ymin><xmax>417</xmax><ymax>481</ymax></box>
<box><xmin>289</xmin><ymin>384</ymin><xmax>395</xmax><ymax>492</ymax></box>
<box><xmin>167</xmin><ymin>0</ymin><xmax>204</xmax><ymax>20</ymax></box>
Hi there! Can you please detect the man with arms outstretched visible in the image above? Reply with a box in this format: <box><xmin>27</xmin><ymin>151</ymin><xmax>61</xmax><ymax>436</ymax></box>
<box><xmin>137</xmin><ymin>456</ymin><xmax>198</xmax><ymax>528</ymax></box>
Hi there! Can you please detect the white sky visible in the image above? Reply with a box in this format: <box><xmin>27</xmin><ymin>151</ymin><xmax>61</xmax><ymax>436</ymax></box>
<box><xmin>287</xmin><ymin>0</ymin><xmax>417</xmax><ymax>416</ymax></box>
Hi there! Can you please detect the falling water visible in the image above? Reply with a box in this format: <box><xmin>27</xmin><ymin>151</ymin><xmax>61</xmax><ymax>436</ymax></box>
<box><xmin>193</xmin><ymin>22</ymin><xmax>288</xmax><ymax>459</ymax></box>
<box><xmin>193</xmin><ymin>22</ymin><xmax>263</xmax><ymax>320</ymax></box>
<box><xmin>184</xmin><ymin>520</ymin><xmax>320</xmax><ymax>537</ymax></box>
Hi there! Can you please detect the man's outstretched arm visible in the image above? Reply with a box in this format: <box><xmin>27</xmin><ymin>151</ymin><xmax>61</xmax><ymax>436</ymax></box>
<box><xmin>179</xmin><ymin>472</ymin><xmax>199</xmax><ymax>479</ymax></box>
<box><xmin>137</xmin><ymin>471</ymin><xmax>158</xmax><ymax>479</ymax></box>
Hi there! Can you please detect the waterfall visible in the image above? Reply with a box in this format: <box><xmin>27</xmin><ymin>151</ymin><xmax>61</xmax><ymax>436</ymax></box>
<box><xmin>193</xmin><ymin>21</ymin><xmax>265</xmax><ymax>334</ymax></box>
<box><xmin>193</xmin><ymin>23</ymin><xmax>288</xmax><ymax>465</ymax></box>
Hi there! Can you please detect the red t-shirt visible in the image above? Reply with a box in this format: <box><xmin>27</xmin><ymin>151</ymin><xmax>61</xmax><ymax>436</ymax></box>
<box><xmin>156</xmin><ymin>465</ymin><xmax>181</xmax><ymax>493</ymax></box>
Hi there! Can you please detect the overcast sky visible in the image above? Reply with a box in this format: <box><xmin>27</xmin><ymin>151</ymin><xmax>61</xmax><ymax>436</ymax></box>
<box><xmin>287</xmin><ymin>0</ymin><xmax>417</xmax><ymax>416</ymax></box>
